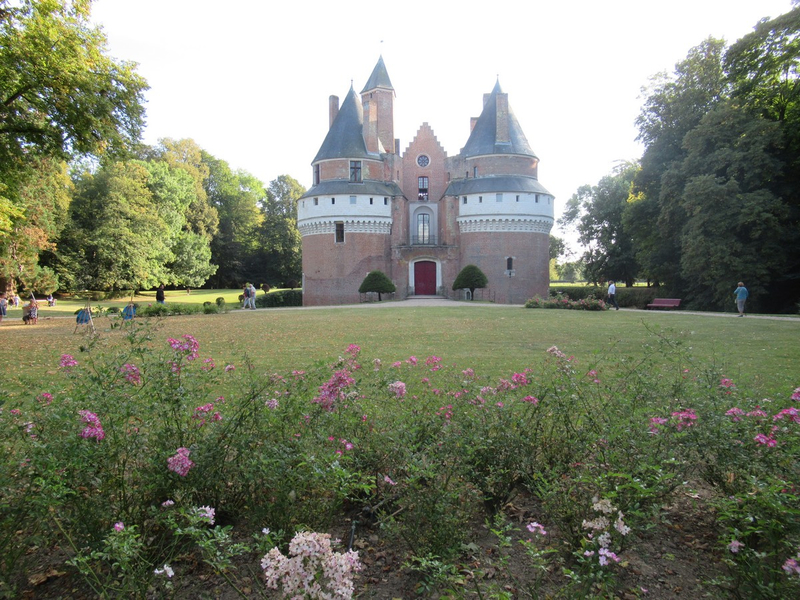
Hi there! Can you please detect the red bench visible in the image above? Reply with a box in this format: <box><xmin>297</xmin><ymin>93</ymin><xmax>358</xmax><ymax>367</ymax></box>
<box><xmin>646</xmin><ymin>298</ymin><xmax>681</xmax><ymax>310</ymax></box>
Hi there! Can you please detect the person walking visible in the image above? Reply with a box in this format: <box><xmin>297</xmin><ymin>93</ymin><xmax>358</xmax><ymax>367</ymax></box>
<box><xmin>0</xmin><ymin>292</ymin><xmax>7</xmax><ymax>324</ymax></box>
<box><xmin>607</xmin><ymin>280</ymin><xmax>620</xmax><ymax>310</ymax></box>
<box><xmin>734</xmin><ymin>281</ymin><xmax>749</xmax><ymax>316</ymax></box>
<box><xmin>248</xmin><ymin>283</ymin><xmax>258</xmax><ymax>309</ymax></box>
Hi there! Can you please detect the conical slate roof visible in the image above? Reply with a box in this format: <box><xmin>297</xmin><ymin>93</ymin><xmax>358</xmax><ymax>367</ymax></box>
<box><xmin>361</xmin><ymin>55</ymin><xmax>394</xmax><ymax>93</ymax></box>
<box><xmin>313</xmin><ymin>85</ymin><xmax>372</xmax><ymax>163</ymax></box>
<box><xmin>461</xmin><ymin>80</ymin><xmax>536</xmax><ymax>158</ymax></box>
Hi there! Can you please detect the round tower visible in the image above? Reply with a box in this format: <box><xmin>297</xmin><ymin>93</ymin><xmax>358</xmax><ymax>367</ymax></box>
<box><xmin>298</xmin><ymin>60</ymin><xmax>402</xmax><ymax>306</ymax></box>
<box><xmin>445</xmin><ymin>81</ymin><xmax>554</xmax><ymax>303</ymax></box>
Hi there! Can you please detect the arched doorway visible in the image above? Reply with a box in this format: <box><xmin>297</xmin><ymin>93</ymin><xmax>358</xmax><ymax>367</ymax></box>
<box><xmin>414</xmin><ymin>261</ymin><xmax>437</xmax><ymax>295</ymax></box>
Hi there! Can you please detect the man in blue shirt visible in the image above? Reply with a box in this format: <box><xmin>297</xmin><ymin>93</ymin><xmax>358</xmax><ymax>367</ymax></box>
<box><xmin>734</xmin><ymin>282</ymin><xmax>748</xmax><ymax>316</ymax></box>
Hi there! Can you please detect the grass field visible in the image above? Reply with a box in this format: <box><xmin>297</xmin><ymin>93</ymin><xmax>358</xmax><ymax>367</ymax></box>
<box><xmin>2</xmin><ymin>299</ymin><xmax>798</xmax><ymax>402</ymax></box>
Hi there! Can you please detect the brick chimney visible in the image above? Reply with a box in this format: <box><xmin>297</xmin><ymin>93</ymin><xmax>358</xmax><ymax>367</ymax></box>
<box><xmin>496</xmin><ymin>93</ymin><xmax>509</xmax><ymax>143</ymax></box>
<box><xmin>329</xmin><ymin>95</ymin><xmax>339</xmax><ymax>128</ymax></box>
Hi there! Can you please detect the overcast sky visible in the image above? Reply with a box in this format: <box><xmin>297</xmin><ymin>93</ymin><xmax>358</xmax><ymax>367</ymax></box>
<box><xmin>91</xmin><ymin>0</ymin><xmax>793</xmax><ymax>246</ymax></box>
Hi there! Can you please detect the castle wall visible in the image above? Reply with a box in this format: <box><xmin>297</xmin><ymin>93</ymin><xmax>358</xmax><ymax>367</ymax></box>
<box><xmin>458</xmin><ymin>230</ymin><xmax>550</xmax><ymax>304</ymax></box>
<box><xmin>302</xmin><ymin>231</ymin><xmax>391</xmax><ymax>306</ymax></box>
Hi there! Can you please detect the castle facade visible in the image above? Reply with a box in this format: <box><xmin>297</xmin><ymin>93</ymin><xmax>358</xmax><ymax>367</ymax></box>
<box><xmin>297</xmin><ymin>57</ymin><xmax>554</xmax><ymax>305</ymax></box>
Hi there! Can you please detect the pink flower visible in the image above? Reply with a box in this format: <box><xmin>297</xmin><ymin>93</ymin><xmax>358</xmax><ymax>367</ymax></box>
<box><xmin>527</xmin><ymin>522</ymin><xmax>547</xmax><ymax>536</ymax></box>
<box><xmin>167</xmin><ymin>335</ymin><xmax>199</xmax><ymax>360</ymax></box>
<box><xmin>522</xmin><ymin>395</ymin><xmax>539</xmax><ymax>405</ymax></box>
<box><xmin>313</xmin><ymin>369</ymin><xmax>355</xmax><ymax>411</ymax></box>
<box><xmin>120</xmin><ymin>363</ymin><xmax>141</xmax><ymax>384</ymax></box>
<box><xmin>202</xmin><ymin>358</ymin><xmax>215</xmax><ymax>371</ymax></box>
<box><xmin>161</xmin><ymin>499</ymin><xmax>175</xmax><ymax>507</ymax></box>
<box><xmin>462</xmin><ymin>368</ymin><xmax>475</xmax><ymax>379</ymax></box>
<box><xmin>783</xmin><ymin>557</ymin><xmax>800</xmax><ymax>575</ymax></box>
<box><xmin>720</xmin><ymin>378</ymin><xmax>736</xmax><ymax>389</ymax></box>
<box><xmin>38</xmin><ymin>392</ymin><xmax>53</xmax><ymax>405</ymax></box>
<box><xmin>512</xmin><ymin>372</ymin><xmax>529</xmax><ymax>386</ymax></box>
<box><xmin>728</xmin><ymin>539</ymin><xmax>744</xmax><ymax>553</ymax></box>
<box><xmin>388</xmin><ymin>381</ymin><xmax>407</xmax><ymax>398</ymax></box>
<box><xmin>407</xmin><ymin>356</ymin><xmax>418</xmax><ymax>366</ymax></box>
<box><xmin>747</xmin><ymin>407</ymin><xmax>768</xmax><ymax>418</ymax></box>
<box><xmin>726</xmin><ymin>407</ymin><xmax>745</xmax><ymax>422</ymax></box>
<box><xmin>195</xmin><ymin>505</ymin><xmax>215</xmax><ymax>525</ymax></box>
<box><xmin>754</xmin><ymin>433</ymin><xmax>777</xmax><ymax>447</ymax></box>
<box><xmin>346</xmin><ymin>344</ymin><xmax>361</xmax><ymax>357</ymax></box>
<box><xmin>60</xmin><ymin>354</ymin><xmax>78</xmax><ymax>368</ymax></box>
<box><xmin>649</xmin><ymin>416</ymin><xmax>668</xmax><ymax>434</ymax></box>
<box><xmin>671</xmin><ymin>409</ymin><xmax>697</xmax><ymax>431</ymax></box>
<box><xmin>79</xmin><ymin>410</ymin><xmax>105</xmax><ymax>440</ymax></box>
<box><xmin>224</xmin><ymin>364</ymin><xmax>235</xmax><ymax>372</ymax></box>
<box><xmin>792</xmin><ymin>387</ymin><xmax>800</xmax><ymax>402</ymax></box>
<box><xmin>384</xmin><ymin>475</ymin><xmax>397</xmax><ymax>486</ymax></box>
<box><xmin>773</xmin><ymin>407</ymin><xmax>800</xmax><ymax>424</ymax></box>
<box><xmin>167</xmin><ymin>447</ymin><xmax>194</xmax><ymax>477</ymax></box>
<box><xmin>114</xmin><ymin>522</ymin><xmax>124</xmax><ymax>532</ymax></box>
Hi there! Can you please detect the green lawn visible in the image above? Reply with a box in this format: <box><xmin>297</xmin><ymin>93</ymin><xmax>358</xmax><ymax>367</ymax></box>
<box><xmin>2</xmin><ymin>301</ymin><xmax>798</xmax><ymax>402</ymax></box>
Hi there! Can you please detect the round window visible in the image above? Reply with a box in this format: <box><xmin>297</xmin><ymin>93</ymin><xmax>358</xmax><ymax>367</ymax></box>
<box><xmin>417</xmin><ymin>155</ymin><xmax>430</xmax><ymax>167</ymax></box>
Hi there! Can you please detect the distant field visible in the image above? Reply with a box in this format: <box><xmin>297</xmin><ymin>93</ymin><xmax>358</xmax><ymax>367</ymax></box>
<box><xmin>1</xmin><ymin>301</ymin><xmax>798</xmax><ymax>402</ymax></box>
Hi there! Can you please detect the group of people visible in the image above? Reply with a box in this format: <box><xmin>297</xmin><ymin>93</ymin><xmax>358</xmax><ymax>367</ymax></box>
<box><xmin>605</xmin><ymin>280</ymin><xmax>750</xmax><ymax>315</ymax></box>
<box><xmin>0</xmin><ymin>292</ymin><xmax>40</xmax><ymax>325</ymax></box>
<box><xmin>242</xmin><ymin>283</ymin><xmax>258</xmax><ymax>309</ymax></box>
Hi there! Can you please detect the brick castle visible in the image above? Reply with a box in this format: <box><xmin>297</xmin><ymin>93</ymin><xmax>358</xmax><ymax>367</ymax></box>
<box><xmin>297</xmin><ymin>56</ymin><xmax>554</xmax><ymax>305</ymax></box>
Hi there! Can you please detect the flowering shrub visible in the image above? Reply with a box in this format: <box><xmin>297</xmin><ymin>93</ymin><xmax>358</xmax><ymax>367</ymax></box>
<box><xmin>525</xmin><ymin>293</ymin><xmax>608</xmax><ymax>311</ymax></box>
<box><xmin>261</xmin><ymin>531</ymin><xmax>362</xmax><ymax>599</ymax></box>
<box><xmin>1</xmin><ymin>319</ymin><xmax>799</xmax><ymax>598</ymax></box>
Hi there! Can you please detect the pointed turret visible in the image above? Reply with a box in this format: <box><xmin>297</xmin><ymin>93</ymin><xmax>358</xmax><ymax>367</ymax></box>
<box><xmin>313</xmin><ymin>85</ymin><xmax>371</xmax><ymax>163</ymax></box>
<box><xmin>361</xmin><ymin>55</ymin><xmax>394</xmax><ymax>94</ymax></box>
<box><xmin>461</xmin><ymin>80</ymin><xmax>536</xmax><ymax>158</ymax></box>
<box><xmin>361</xmin><ymin>56</ymin><xmax>396</xmax><ymax>154</ymax></box>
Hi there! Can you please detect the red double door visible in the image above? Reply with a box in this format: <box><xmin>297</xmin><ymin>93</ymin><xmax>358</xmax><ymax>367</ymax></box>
<box><xmin>414</xmin><ymin>261</ymin><xmax>436</xmax><ymax>295</ymax></box>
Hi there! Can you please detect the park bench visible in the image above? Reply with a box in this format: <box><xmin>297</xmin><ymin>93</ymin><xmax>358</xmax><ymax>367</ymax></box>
<box><xmin>646</xmin><ymin>298</ymin><xmax>681</xmax><ymax>310</ymax></box>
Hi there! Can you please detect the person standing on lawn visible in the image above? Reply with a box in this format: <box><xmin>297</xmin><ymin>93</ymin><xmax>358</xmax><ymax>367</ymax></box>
<box><xmin>156</xmin><ymin>284</ymin><xmax>166</xmax><ymax>304</ymax></box>
<box><xmin>0</xmin><ymin>292</ymin><xmax>6</xmax><ymax>324</ymax></box>
<box><xmin>607</xmin><ymin>280</ymin><xmax>620</xmax><ymax>310</ymax></box>
<box><xmin>734</xmin><ymin>282</ymin><xmax>748</xmax><ymax>316</ymax></box>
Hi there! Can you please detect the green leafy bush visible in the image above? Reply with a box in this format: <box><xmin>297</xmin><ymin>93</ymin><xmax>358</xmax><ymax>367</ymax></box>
<box><xmin>256</xmin><ymin>289</ymin><xmax>303</xmax><ymax>308</ymax></box>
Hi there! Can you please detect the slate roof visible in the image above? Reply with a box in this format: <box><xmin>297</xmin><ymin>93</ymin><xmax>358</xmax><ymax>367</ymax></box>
<box><xmin>445</xmin><ymin>175</ymin><xmax>551</xmax><ymax>197</ymax></box>
<box><xmin>461</xmin><ymin>81</ymin><xmax>537</xmax><ymax>159</ymax></box>
<box><xmin>299</xmin><ymin>179</ymin><xmax>404</xmax><ymax>201</ymax></box>
<box><xmin>312</xmin><ymin>85</ymin><xmax>375</xmax><ymax>163</ymax></box>
<box><xmin>361</xmin><ymin>55</ymin><xmax>394</xmax><ymax>93</ymax></box>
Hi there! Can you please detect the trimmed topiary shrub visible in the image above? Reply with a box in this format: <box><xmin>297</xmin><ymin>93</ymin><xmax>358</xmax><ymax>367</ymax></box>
<box><xmin>453</xmin><ymin>265</ymin><xmax>488</xmax><ymax>300</ymax></box>
<box><xmin>358</xmin><ymin>270</ymin><xmax>396</xmax><ymax>301</ymax></box>
<box><xmin>256</xmin><ymin>289</ymin><xmax>303</xmax><ymax>308</ymax></box>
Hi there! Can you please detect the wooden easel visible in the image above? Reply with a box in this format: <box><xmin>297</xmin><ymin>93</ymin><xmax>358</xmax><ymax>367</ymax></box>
<box><xmin>74</xmin><ymin>295</ymin><xmax>95</xmax><ymax>333</ymax></box>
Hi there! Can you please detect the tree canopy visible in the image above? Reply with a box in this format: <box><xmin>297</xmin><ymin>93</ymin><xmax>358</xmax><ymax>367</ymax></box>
<box><xmin>359</xmin><ymin>270</ymin><xmax>396</xmax><ymax>301</ymax></box>
<box><xmin>452</xmin><ymin>265</ymin><xmax>488</xmax><ymax>300</ymax></box>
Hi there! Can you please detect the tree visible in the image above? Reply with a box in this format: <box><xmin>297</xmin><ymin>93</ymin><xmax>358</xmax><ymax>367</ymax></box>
<box><xmin>204</xmin><ymin>153</ymin><xmax>264</xmax><ymax>288</ymax></box>
<box><xmin>251</xmin><ymin>175</ymin><xmax>303</xmax><ymax>287</ymax></box>
<box><xmin>0</xmin><ymin>0</ymin><xmax>146</xmax><ymax>291</ymax></box>
<box><xmin>0</xmin><ymin>0</ymin><xmax>147</xmax><ymax>166</ymax></box>
<box><xmin>632</xmin><ymin>38</ymin><xmax>727</xmax><ymax>292</ymax></box>
<box><xmin>559</xmin><ymin>163</ymin><xmax>640</xmax><ymax>286</ymax></box>
<box><xmin>59</xmin><ymin>162</ymin><xmax>171</xmax><ymax>291</ymax></box>
<box><xmin>452</xmin><ymin>264</ymin><xmax>488</xmax><ymax>300</ymax></box>
<box><xmin>358</xmin><ymin>270</ymin><xmax>395</xmax><ymax>301</ymax></box>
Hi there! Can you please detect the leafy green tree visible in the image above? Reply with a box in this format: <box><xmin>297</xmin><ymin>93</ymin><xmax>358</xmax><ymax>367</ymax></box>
<box><xmin>59</xmin><ymin>162</ymin><xmax>171</xmax><ymax>291</ymax></box>
<box><xmin>358</xmin><ymin>270</ymin><xmax>396</xmax><ymax>301</ymax></box>
<box><xmin>1</xmin><ymin>157</ymin><xmax>71</xmax><ymax>292</ymax></box>
<box><xmin>204</xmin><ymin>153</ymin><xmax>264</xmax><ymax>288</ymax></box>
<box><xmin>560</xmin><ymin>163</ymin><xmax>640</xmax><ymax>286</ymax></box>
<box><xmin>251</xmin><ymin>175</ymin><xmax>303</xmax><ymax>286</ymax></box>
<box><xmin>0</xmin><ymin>0</ymin><xmax>146</xmax><ymax>291</ymax></box>
<box><xmin>150</xmin><ymin>138</ymin><xmax>219</xmax><ymax>240</ymax></box>
<box><xmin>452</xmin><ymin>264</ymin><xmax>488</xmax><ymax>300</ymax></box>
<box><xmin>632</xmin><ymin>38</ymin><xmax>727</xmax><ymax>291</ymax></box>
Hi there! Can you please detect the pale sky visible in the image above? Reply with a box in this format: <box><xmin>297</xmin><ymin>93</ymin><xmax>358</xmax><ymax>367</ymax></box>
<box><xmin>91</xmin><ymin>0</ymin><xmax>793</xmax><ymax>248</ymax></box>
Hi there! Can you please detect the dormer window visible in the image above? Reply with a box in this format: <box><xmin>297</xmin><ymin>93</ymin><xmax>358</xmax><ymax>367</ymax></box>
<box><xmin>350</xmin><ymin>161</ymin><xmax>362</xmax><ymax>183</ymax></box>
